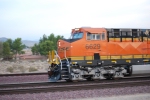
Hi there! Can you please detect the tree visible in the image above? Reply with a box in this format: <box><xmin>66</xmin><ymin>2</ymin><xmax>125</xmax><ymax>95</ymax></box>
<box><xmin>31</xmin><ymin>33</ymin><xmax>64</xmax><ymax>56</ymax></box>
<box><xmin>48</xmin><ymin>33</ymin><xmax>63</xmax><ymax>50</ymax></box>
<box><xmin>22</xmin><ymin>44</ymin><xmax>26</xmax><ymax>49</ymax></box>
<box><xmin>39</xmin><ymin>40</ymin><xmax>54</xmax><ymax>56</ymax></box>
<box><xmin>6</xmin><ymin>39</ymin><xmax>13</xmax><ymax>51</ymax></box>
<box><xmin>19</xmin><ymin>51</ymin><xmax>25</xmax><ymax>55</ymax></box>
<box><xmin>39</xmin><ymin>34</ymin><xmax>47</xmax><ymax>43</ymax></box>
<box><xmin>48</xmin><ymin>33</ymin><xmax>55</xmax><ymax>42</ymax></box>
<box><xmin>12</xmin><ymin>38</ymin><xmax>24</xmax><ymax>59</ymax></box>
<box><xmin>2</xmin><ymin>42</ymin><xmax>10</xmax><ymax>60</ymax></box>
<box><xmin>54</xmin><ymin>35</ymin><xmax>64</xmax><ymax>50</ymax></box>
<box><xmin>31</xmin><ymin>44</ymin><xmax>39</xmax><ymax>55</ymax></box>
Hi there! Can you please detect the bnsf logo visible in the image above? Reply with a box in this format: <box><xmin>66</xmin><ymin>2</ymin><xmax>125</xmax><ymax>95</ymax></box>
<box><xmin>58</xmin><ymin>47</ymin><xmax>69</xmax><ymax>51</ymax></box>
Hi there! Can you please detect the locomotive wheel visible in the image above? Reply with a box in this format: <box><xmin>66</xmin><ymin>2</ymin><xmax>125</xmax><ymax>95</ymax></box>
<box><xmin>127</xmin><ymin>65</ymin><xmax>132</xmax><ymax>76</ymax></box>
<box><xmin>72</xmin><ymin>80</ymin><xmax>79</xmax><ymax>82</ymax></box>
<box><xmin>112</xmin><ymin>76</ymin><xmax>121</xmax><ymax>80</ymax></box>
<box><xmin>93</xmin><ymin>79</ymin><xmax>99</xmax><ymax>81</ymax></box>
<box><xmin>86</xmin><ymin>77</ymin><xmax>92</xmax><ymax>81</ymax></box>
<box><xmin>112</xmin><ymin>72</ymin><xmax>122</xmax><ymax>80</ymax></box>
<box><xmin>106</xmin><ymin>74</ymin><xmax>113</xmax><ymax>80</ymax></box>
<box><xmin>66</xmin><ymin>79</ymin><xmax>72</xmax><ymax>82</ymax></box>
<box><xmin>124</xmin><ymin>65</ymin><xmax>132</xmax><ymax>76</ymax></box>
<box><xmin>86</xmin><ymin>76</ymin><xmax>93</xmax><ymax>81</ymax></box>
<box><xmin>66</xmin><ymin>79</ymin><xmax>79</xmax><ymax>82</ymax></box>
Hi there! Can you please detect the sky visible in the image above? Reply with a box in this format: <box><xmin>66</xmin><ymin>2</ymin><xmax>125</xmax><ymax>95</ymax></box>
<box><xmin>0</xmin><ymin>0</ymin><xmax>150</xmax><ymax>41</ymax></box>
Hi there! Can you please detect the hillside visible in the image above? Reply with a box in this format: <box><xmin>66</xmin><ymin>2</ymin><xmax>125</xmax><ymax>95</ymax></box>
<box><xmin>0</xmin><ymin>37</ymin><xmax>8</xmax><ymax>42</ymax></box>
<box><xmin>22</xmin><ymin>40</ymin><xmax>38</xmax><ymax>47</ymax></box>
<box><xmin>0</xmin><ymin>37</ymin><xmax>38</xmax><ymax>47</ymax></box>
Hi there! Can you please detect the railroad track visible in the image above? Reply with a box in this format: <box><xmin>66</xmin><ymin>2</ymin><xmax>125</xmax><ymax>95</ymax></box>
<box><xmin>0</xmin><ymin>72</ymin><xmax>47</xmax><ymax>77</ymax></box>
<box><xmin>0</xmin><ymin>72</ymin><xmax>150</xmax><ymax>77</ymax></box>
<box><xmin>0</xmin><ymin>76</ymin><xmax>150</xmax><ymax>95</ymax></box>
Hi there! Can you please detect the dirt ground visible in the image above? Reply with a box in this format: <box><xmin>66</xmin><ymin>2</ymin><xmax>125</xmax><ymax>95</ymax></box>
<box><xmin>0</xmin><ymin>49</ymin><xmax>49</xmax><ymax>74</ymax></box>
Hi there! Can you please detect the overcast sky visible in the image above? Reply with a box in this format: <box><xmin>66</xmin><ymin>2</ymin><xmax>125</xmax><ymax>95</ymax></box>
<box><xmin>0</xmin><ymin>0</ymin><xmax>150</xmax><ymax>41</ymax></box>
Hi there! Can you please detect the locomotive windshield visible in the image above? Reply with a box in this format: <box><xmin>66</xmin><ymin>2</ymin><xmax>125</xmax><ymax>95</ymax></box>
<box><xmin>71</xmin><ymin>32</ymin><xmax>83</xmax><ymax>39</ymax></box>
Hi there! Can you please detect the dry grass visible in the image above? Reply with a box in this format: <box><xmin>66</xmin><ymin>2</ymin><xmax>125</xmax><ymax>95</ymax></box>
<box><xmin>6</xmin><ymin>67</ymin><xmax>14</xmax><ymax>73</ymax></box>
<box><xmin>18</xmin><ymin>66</ymin><xmax>27</xmax><ymax>73</ymax></box>
<box><xmin>0</xmin><ymin>48</ymin><xmax>48</xmax><ymax>74</ymax></box>
<box><xmin>0</xmin><ymin>60</ymin><xmax>49</xmax><ymax>74</ymax></box>
<box><xmin>29</xmin><ymin>67</ymin><xmax>38</xmax><ymax>72</ymax></box>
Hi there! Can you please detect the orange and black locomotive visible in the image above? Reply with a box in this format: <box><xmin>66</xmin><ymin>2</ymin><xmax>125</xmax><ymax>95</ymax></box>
<box><xmin>48</xmin><ymin>27</ymin><xmax>150</xmax><ymax>82</ymax></box>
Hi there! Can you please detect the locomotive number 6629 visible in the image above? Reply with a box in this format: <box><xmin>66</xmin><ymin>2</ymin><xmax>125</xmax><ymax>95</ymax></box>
<box><xmin>85</xmin><ymin>44</ymin><xmax>100</xmax><ymax>49</ymax></box>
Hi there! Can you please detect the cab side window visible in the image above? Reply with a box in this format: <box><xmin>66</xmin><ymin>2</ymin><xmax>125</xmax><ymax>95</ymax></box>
<box><xmin>87</xmin><ymin>32</ymin><xmax>91</xmax><ymax>40</ymax></box>
<box><xmin>96</xmin><ymin>34</ymin><xmax>100</xmax><ymax>40</ymax></box>
<box><xmin>91</xmin><ymin>34</ymin><xmax>96</xmax><ymax>40</ymax></box>
<box><xmin>87</xmin><ymin>33</ymin><xmax>101</xmax><ymax>40</ymax></box>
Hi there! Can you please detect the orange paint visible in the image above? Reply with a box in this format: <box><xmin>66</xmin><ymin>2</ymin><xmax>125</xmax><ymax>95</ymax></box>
<box><xmin>58</xmin><ymin>28</ymin><xmax>150</xmax><ymax>59</ymax></box>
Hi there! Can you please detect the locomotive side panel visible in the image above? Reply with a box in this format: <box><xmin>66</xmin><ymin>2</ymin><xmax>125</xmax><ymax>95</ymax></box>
<box><xmin>58</xmin><ymin>28</ymin><xmax>150</xmax><ymax>65</ymax></box>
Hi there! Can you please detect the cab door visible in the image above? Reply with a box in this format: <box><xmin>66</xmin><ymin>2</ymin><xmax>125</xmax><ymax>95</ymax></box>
<box><xmin>86</xmin><ymin>32</ymin><xmax>107</xmax><ymax>61</ymax></box>
<box><xmin>85</xmin><ymin>32</ymin><xmax>101</xmax><ymax>61</ymax></box>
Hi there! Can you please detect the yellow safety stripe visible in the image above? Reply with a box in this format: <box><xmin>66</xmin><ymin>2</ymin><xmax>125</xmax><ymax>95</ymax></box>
<box><xmin>60</xmin><ymin>55</ymin><xmax>150</xmax><ymax>60</ymax></box>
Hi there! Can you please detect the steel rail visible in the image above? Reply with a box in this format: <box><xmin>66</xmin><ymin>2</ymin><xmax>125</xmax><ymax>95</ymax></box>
<box><xmin>0</xmin><ymin>79</ymin><xmax>150</xmax><ymax>95</ymax></box>
<box><xmin>0</xmin><ymin>72</ymin><xmax>47</xmax><ymax>77</ymax></box>
<box><xmin>0</xmin><ymin>76</ymin><xmax>150</xmax><ymax>95</ymax></box>
<box><xmin>0</xmin><ymin>75</ymin><xmax>150</xmax><ymax>88</ymax></box>
<box><xmin>0</xmin><ymin>72</ymin><xmax>150</xmax><ymax>77</ymax></box>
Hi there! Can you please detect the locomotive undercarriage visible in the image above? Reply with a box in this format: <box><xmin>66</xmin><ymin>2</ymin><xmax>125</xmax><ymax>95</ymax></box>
<box><xmin>69</xmin><ymin>65</ymin><xmax>128</xmax><ymax>81</ymax></box>
<box><xmin>48</xmin><ymin>50</ymin><xmax>134</xmax><ymax>82</ymax></box>
<box><xmin>48</xmin><ymin>60</ymin><xmax>132</xmax><ymax>82</ymax></box>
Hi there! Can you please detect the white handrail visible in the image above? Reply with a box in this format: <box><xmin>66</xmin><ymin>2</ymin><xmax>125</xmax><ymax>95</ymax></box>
<box><xmin>54</xmin><ymin>50</ymin><xmax>62</xmax><ymax>70</ymax></box>
<box><xmin>64</xmin><ymin>50</ymin><xmax>69</xmax><ymax>62</ymax></box>
<box><xmin>64</xmin><ymin>50</ymin><xmax>70</xmax><ymax>73</ymax></box>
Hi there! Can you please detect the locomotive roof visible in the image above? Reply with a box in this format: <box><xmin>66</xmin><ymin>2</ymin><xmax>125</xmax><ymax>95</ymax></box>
<box><xmin>72</xmin><ymin>28</ymin><xmax>106</xmax><ymax>33</ymax></box>
<box><xmin>72</xmin><ymin>27</ymin><xmax>150</xmax><ymax>33</ymax></box>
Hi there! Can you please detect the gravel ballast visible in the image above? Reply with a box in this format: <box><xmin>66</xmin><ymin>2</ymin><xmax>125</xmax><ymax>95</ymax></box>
<box><xmin>74</xmin><ymin>93</ymin><xmax>150</xmax><ymax>100</ymax></box>
<box><xmin>0</xmin><ymin>75</ymin><xmax>48</xmax><ymax>84</ymax></box>
<box><xmin>0</xmin><ymin>86</ymin><xmax>150</xmax><ymax>100</ymax></box>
